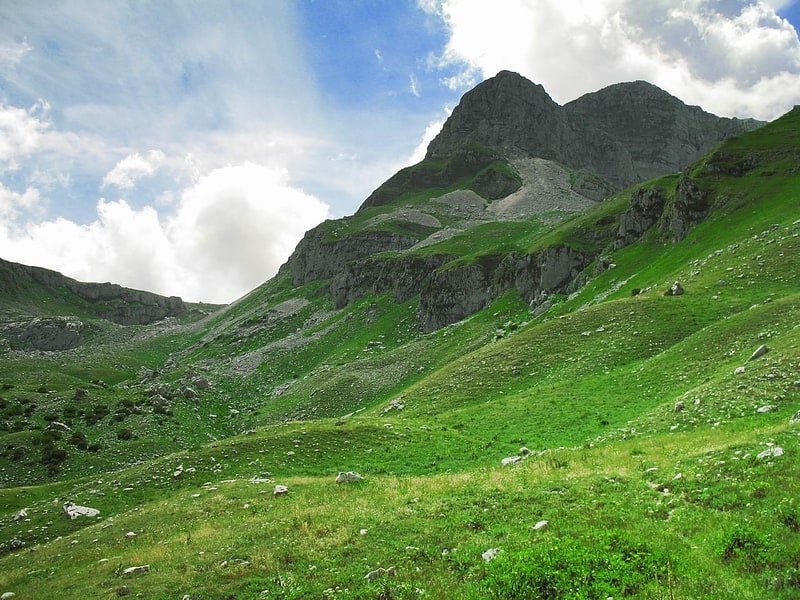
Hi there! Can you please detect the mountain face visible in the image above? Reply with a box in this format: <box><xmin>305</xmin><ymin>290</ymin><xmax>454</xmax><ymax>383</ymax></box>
<box><xmin>281</xmin><ymin>71</ymin><xmax>762</xmax><ymax>331</ymax></box>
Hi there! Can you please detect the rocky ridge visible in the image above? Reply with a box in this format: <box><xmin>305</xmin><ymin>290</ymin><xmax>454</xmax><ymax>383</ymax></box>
<box><xmin>0</xmin><ymin>258</ymin><xmax>187</xmax><ymax>350</ymax></box>
<box><xmin>279</xmin><ymin>71</ymin><xmax>762</xmax><ymax>331</ymax></box>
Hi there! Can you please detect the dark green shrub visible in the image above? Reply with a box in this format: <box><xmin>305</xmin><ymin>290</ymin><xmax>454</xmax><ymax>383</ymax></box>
<box><xmin>69</xmin><ymin>431</ymin><xmax>88</xmax><ymax>450</ymax></box>
<box><xmin>117</xmin><ymin>428</ymin><xmax>134</xmax><ymax>441</ymax></box>
<box><xmin>718</xmin><ymin>524</ymin><xmax>774</xmax><ymax>571</ymax></box>
<box><xmin>40</xmin><ymin>442</ymin><xmax>67</xmax><ymax>474</ymax></box>
<box><xmin>480</xmin><ymin>532</ymin><xmax>670</xmax><ymax>599</ymax></box>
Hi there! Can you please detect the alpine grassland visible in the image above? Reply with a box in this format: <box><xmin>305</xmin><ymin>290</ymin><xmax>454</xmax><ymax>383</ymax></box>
<box><xmin>1</xmin><ymin>109</ymin><xmax>799</xmax><ymax>598</ymax></box>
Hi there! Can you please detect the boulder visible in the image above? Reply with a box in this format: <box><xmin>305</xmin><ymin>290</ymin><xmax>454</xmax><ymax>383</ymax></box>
<box><xmin>790</xmin><ymin>410</ymin><xmax>800</xmax><ymax>424</ymax></box>
<box><xmin>122</xmin><ymin>565</ymin><xmax>150</xmax><ymax>576</ymax></box>
<box><xmin>501</xmin><ymin>456</ymin><xmax>522</xmax><ymax>466</ymax></box>
<box><xmin>335</xmin><ymin>471</ymin><xmax>364</xmax><ymax>484</ymax></box>
<box><xmin>273</xmin><ymin>485</ymin><xmax>289</xmax><ymax>496</ymax></box>
<box><xmin>757</xmin><ymin>446</ymin><xmax>784</xmax><ymax>459</ymax></box>
<box><xmin>482</xmin><ymin>548</ymin><xmax>501</xmax><ymax>562</ymax></box>
<box><xmin>364</xmin><ymin>566</ymin><xmax>396</xmax><ymax>581</ymax></box>
<box><xmin>63</xmin><ymin>502</ymin><xmax>100</xmax><ymax>519</ymax></box>
<box><xmin>747</xmin><ymin>344</ymin><xmax>769</xmax><ymax>362</ymax></box>
<box><xmin>665</xmin><ymin>281</ymin><xmax>684</xmax><ymax>296</ymax></box>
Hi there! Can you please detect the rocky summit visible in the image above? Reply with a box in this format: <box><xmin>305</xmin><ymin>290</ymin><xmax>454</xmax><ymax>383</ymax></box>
<box><xmin>1</xmin><ymin>73</ymin><xmax>799</xmax><ymax>600</ymax></box>
<box><xmin>282</xmin><ymin>72</ymin><xmax>762</xmax><ymax>331</ymax></box>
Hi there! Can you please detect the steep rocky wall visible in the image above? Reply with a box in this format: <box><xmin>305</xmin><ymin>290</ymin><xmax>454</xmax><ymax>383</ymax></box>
<box><xmin>330</xmin><ymin>254</ymin><xmax>452</xmax><ymax>309</ymax></box>
<box><xmin>417</xmin><ymin>246</ymin><xmax>590</xmax><ymax>332</ymax></box>
<box><xmin>280</xmin><ymin>227</ymin><xmax>418</xmax><ymax>286</ymax></box>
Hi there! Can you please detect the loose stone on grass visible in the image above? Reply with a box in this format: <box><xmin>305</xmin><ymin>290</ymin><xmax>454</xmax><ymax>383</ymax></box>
<box><xmin>122</xmin><ymin>564</ymin><xmax>150</xmax><ymax>576</ymax></box>
<box><xmin>335</xmin><ymin>471</ymin><xmax>363</xmax><ymax>484</ymax></box>
<box><xmin>273</xmin><ymin>485</ymin><xmax>289</xmax><ymax>496</ymax></box>
<box><xmin>62</xmin><ymin>502</ymin><xmax>100</xmax><ymax>519</ymax></box>
<box><xmin>482</xmin><ymin>548</ymin><xmax>501</xmax><ymax>562</ymax></box>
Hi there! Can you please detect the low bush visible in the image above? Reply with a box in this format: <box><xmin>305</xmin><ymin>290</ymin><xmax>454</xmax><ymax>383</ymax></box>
<box><xmin>480</xmin><ymin>532</ymin><xmax>671</xmax><ymax>599</ymax></box>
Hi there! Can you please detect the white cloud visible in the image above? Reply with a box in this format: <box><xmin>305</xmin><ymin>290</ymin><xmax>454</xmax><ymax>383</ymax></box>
<box><xmin>422</xmin><ymin>0</ymin><xmax>800</xmax><ymax>120</ymax></box>
<box><xmin>103</xmin><ymin>149</ymin><xmax>166</xmax><ymax>189</ymax></box>
<box><xmin>0</xmin><ymin>39</ymin><xmax>32</xmax><ymax>65</ymax></box>
<box><xmin>410</xmin><ymin>73</ymin><xmax>421</xmax><ymax>97</ymax></box>
<box><xmin>0</xmin><ymin>182</ymin><xmax>40</xmax><ymax>219</ymax></box>
<box><xmin>408</xmin><ymin>107</ymin><xmax>453</xmax><ymax>165</ymax></box>
<box><xmin>167</xmin><ymin>163</ymin><xmax>330</xmax><ymax>302</ymax></box>
<box><xmin>0</xmin><ymin>102</ymin><xmax>49</xmax><ymax>171</ymax></box>
<box><xmin>0</xmin><ymin>163</ymin><xmax>330</xmax><ymax>303</ymax></box>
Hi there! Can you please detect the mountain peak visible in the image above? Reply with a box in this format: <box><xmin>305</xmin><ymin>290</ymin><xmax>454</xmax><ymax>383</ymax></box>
<box><xmin>425</xmin><ymin>72</ymin><xmax>762</xmax><ymax>188</ymax></box>
<box><xmin>425</xmin><ymin>70</ymin><xmax>566</xmax><ymax>162</ymax></box>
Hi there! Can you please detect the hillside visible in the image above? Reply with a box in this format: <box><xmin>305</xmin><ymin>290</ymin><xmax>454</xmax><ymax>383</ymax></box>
<box><xmin>0</xmin><ymin>78</ymin><xmax>799</xmax><ymax>599</ymax></box>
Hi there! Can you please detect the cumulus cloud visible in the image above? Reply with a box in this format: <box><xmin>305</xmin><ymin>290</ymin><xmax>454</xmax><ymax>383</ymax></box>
<box><xmin>0</xmin><ymin>182</ymin><xmax>40</xmax><ymax>219</ymax></box>
<box><xmin>103</xmin><ymin>149</ymin><xmax>166</xmax><ymax>189</ymax></box>
<box><xmin>0</xmin><ymin>102</ymin><xmax>49</xmax><ymax>171</ymax></box>
<box><xmin>0</xmin><ymin>163</ymin><xmax>330</xmax><ymax>303</ymax></box>
<box><xmin>422</xmin><ymin>0</ymin><xmax>800</xmax><ymax>119</ymax></box>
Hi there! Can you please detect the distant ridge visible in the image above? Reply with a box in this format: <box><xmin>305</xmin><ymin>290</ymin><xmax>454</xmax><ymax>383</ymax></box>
<box><xmin>0</xmin><ymin>256</ymin><xmax>186</xmax><ymax>325</ymax></box>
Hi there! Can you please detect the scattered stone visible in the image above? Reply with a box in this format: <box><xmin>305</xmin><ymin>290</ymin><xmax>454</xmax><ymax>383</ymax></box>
<box><xmin>1</xmin><ymin>593</ymin><xmax>15</xmax><ymax>599</ymax></box>
<box><xmin>757</xmin><ymin>405</ymin><xmax>777</xmax><ymax>413</ymax></box>
<box><xmin>182</xmin><ymin>387</ymin><xmax>198</xmax><ymax>400</ymax></box>
<box><xmin>519</xmin><ymin>446</ymin><xmax>531</xmax><ymax>457</ymax></box>
<box><xmin>364</xmin><ymin>566</ymin><xmax>396</xmax><ymax>581</ymax></box>
<box><xmin>173</xmin><ymin>464</ymin><xmax>184</xmax><ymax>478</ymax></box>
<box><xmin>116</xmin><ymin>586</ymin><xmax>130</xmax><ymax>597</ymax></box>
<box><xmin>48</xmin><ymin>421</ymin><xmax>72</xmax><ymax>432</ymax></box>
<box><xmin>674</xmin><ymin>401</ymin><xmax>685</xmax><ymax>412</ymax></box>
<box><xmin>482</xmin><ymin>548</ymin><xmax>501</xmax><ymax>562</ymax></box>
<box><xmin>12</xmin><ymin>509</ymin><xmax>27</xmax><ymax>521</ymax></box>
<box><xmin>335</xmin><ymin>471</ymin><xmax>363</xmax><ymax>484</ymax></box>
<box><xmin>9</xmin><ymin>538</ymin><xmax>24</xmax><ymax>550</ymax></box>
<box><xmin>122</xmin><ymin>565</ymin><xmax>150</xmax><ymax>576</ymax></box>
<box><xmin>665</xmin><ymin>281</ymin><xmax>684</xmax><ymax>296</ymax></box>
<box><xmin>359</xmin><ymin>529</ymin><xmax>368</xmax><ymax>535</ymax></box>
<box><xmin>790</xmin><ymin>411</ymin><xmax>800</xmax><ymax>424</ymax></box>
<box><xmin>273</xmin><ymin>485</ymin><xmax>289</xmax><ymax>496</ymax></box>
<box><xmin>757</xmin><ymin>446</ymin><xmax>784</xmax><ymax>459</ymax></box>
<box><xmin>62</xmin><ymin>502</ymin><xmax>100</xmax><ymax>519</ymax></box>
<box><xmin>533</xmin><ymin>520</ymin><xmax>549</xmax><ymax>531</ymax></box>
<box><xmin>286</xmin><ymin>451</ymin><xmax>295</xmax><ymax>456</ymax></box>
<box><xmin>501</xmin><ymin>455</ymin><xmax>522</xmax><ymax>466</ymax></box>
<box><xmin>747</xmin><ymin>344</ymin><xmax>769</xmax><ymax>362</ymax></box>
<box><xmin>673</xmin><ymin>473</ymin><xmax>684</xmax><ymax>480</ymax></box>
<box><xmin>125</xmin><ymin>531</ymin><xmax>137</xmax><ymax>540</ymax></box>
<box><xmin>734</xmin><ymin>366</ymin><xmax>746</xmax><ymax>375</ymax></box>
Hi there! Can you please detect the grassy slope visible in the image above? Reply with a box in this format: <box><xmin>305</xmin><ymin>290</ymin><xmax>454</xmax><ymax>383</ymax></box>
<box><xmin>1</xmin><ymin>111</ymin><xmax>800</xmax><ymax>598</ymax></box>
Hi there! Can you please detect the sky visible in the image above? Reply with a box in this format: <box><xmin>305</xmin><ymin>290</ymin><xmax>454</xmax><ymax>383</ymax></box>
<box><xmin>1</xmin><ymin>0</ymin><xmax>799</xmax><ymax>304</ymax></box>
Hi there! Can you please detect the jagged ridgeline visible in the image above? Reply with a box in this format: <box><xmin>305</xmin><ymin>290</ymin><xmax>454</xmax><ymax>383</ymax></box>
<box><xmin>1</xmin><ymin>72</ymin><xmax>800</xmax><ymax>599</ymax></box>
<box><xmin>281</xmin><ymin>70</ymin><xmax>760</xmax><ymax>331</ymax></box>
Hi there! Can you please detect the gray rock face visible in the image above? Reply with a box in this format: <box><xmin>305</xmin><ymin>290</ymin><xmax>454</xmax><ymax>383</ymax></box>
<box><xmin>280</xmin><ymin>228</ymin><xmax>417</xmax><ymax>287</ymax></box>
<box><xmin>563</xmin><ymin>80</ymin><xmax>761</xmax><ymax>187</ymax></box>
<box><xmin>617</xmin><ymin>187</ymin><xmax>666</xmax><ymax>248</ymax></box>
<box><xmin>1</xmin><ymin>316</ymin><xmax>86</xmax><ymax>351</ymax></box>
<box><xmin>427</xmin><ymin>72</ymin><xmax>571</xmax><ymax>164</ymax></box>
<box><xmin>660</xmin><ymin>175</ymin><xmax>708</xmax><ymax>242</ymax></box>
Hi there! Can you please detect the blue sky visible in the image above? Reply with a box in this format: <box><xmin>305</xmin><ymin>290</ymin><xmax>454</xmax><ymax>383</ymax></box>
<box><xmin>1</xmin><ymin>0</ymin><xmax>799</xmax><ymax>302</ymax></box>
